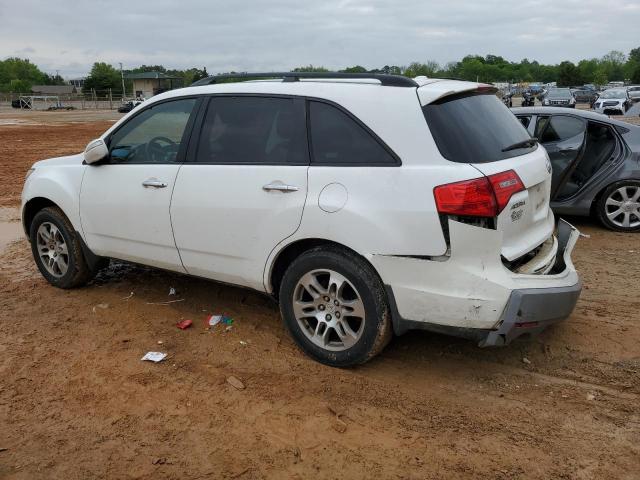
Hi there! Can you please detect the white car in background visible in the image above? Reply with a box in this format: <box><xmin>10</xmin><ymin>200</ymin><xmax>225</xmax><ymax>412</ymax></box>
<box><xmin>21</xmin><ymin>72</ymin><xmax>581</xmax><ymax>366</ymax></box>
<box><xmin>627</xmin><ymin>85</ymin><xmax>640</xmax><ymax>103</ymax></box>
<box><xmin>593</xmin><ymin>88</ymin><xmax>631</xmax><ymax>114</ymax></box>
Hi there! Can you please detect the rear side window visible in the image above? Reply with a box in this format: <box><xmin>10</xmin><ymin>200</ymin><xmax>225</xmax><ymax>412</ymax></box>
<box><xmin>196</xmin><ymin>96</ymin><xmax>308</xmax><ymax>165</ymax></box>
<box><xmin>309</xmin><ymin>101</ymin><xmax>397</xmax><ymax>165</ymax></box>
<box><xmin>539</xmin><ymin>116</ymin><xmax>585</xmax><ymax>143</ymax></box>
<box><xmin>422</xmin><ymin>93</ymin><xmax>535</xmax><ymax>163</ymax></box>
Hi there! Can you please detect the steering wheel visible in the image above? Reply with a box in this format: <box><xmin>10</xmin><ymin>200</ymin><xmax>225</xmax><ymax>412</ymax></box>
<box><xmin>146</xmin><ymin>136</ymin><xmax>176</xmax><ymax>162</ymax></box>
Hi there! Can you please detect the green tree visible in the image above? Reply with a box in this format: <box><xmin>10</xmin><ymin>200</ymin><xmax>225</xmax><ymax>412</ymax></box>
<box><xmin>341</xmin><ymin>65</ymin><xmax>367</xmax><ymax>73</ymax></box>
<box><xmin>130</xmin><ymin>65</ymin><xmax>167</xmax><ymax>74</ymax></box>
<box><xmin>0</xmin><ymin>57</ymin><xmax>46</xmax><ymax>92</ymax></box>
<box><xmin>631</xmin><ymin>64</ymin><xmax>640</xmax><ymax>84</ymax></box>
<box><xmin>404</xmin><ymin>61</ymin><xmax>439</xmax><ymax>78</ymax></box>
<box><xmin>8</xmin><ymin>79</ymin><xmax>32</xmax><ymax>93</ymax></box>
<box><xmin>600</xmin><ymin>50</ymin><xmax>626</xmax><ymax>81</ymax></box>
<box><xmin>83</xmin><ymin>62</ymin><xmax>122</xmax><ymax>94</ymax></box>
<box><xmin>592</xmin><ymin>69</ymin><xmax>608</xmax><ymax>87</ymax></box>
<box><xmin>43</xmin><ymin>73</ymin><xmax>65</xmax><ymax>85</ymax></box>
<box><xmin>292</xmin><ymin>65</ymin><xmax>329</xmax><ymax>72</ymax></box>
<box><xmin>557</xmin><ymin>61</ymin><xmax>582</xmax><ymax>87</ymax></box>
<box><xmin>191</xmin><ymin>67</ymin><xmax>209</xmax><ymax>83</ymax></box>
<box><xmin>629</xmin><ymin>47</ymin><xmax>640</xmax><ymax>64</ymax></box>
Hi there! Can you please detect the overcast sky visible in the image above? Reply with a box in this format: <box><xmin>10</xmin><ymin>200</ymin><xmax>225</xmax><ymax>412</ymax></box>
<box><xmin>1</xmin><ymin>0</ymin><xmax>639</xmax><ymax>78</ymax></box>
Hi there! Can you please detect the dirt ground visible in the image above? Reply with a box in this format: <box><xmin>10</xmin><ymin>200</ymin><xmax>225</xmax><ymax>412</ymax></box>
<box><xmin>0</xmin><ymin>110</ymin><xmax>639</xmax><ymax>480</ymax></box>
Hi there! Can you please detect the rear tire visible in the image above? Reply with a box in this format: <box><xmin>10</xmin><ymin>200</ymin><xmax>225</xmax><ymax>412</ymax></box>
<box><xmin>30</xmin><ymin>207</ymin><xmax>99</xmax><ymax>288</ymax></box>
<box><xmin>595</xmin><ymin>180</ymin><xmax>640</xmax><ymax>232</ymax></box>
<box><xmin>279</xmin><ymin>246</ymin><xmax>392</xmax><ymax>367</ymax></box>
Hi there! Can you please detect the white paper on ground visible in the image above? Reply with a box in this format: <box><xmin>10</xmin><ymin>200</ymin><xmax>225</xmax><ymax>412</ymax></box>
<box><xmin>141</xmin><ymin>352</ymin><xmax>167</xmax><ymax>362</ymax></box>
<box><xmin>208</xmin><ymin>315</ymin><xmax>223</xmax><ymax>327</ymax></box>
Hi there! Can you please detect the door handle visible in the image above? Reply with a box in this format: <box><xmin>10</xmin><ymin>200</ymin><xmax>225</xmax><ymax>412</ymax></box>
<box><xmin>262</xmin><ymin>182</ymin><xmax>300</xmax><ymax>193</ymax></box>
<box><xmin>142</xmin><ymin>178</ymin><xmax>168</xmax><ymax>188</ymax></box>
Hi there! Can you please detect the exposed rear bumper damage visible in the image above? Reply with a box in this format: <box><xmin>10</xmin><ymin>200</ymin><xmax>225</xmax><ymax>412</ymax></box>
<box><xmin>372</xmin><ymin>219</ymin><xmax>581</xmax><ymax>346</ymax></box>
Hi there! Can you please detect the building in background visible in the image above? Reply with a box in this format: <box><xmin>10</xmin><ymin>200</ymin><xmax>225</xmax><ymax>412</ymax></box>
<box><xmin>31</xmin><ymin>85</ymin><xmax>77</xmax><ymax>95</ymax></box>
<box><xmin>125</xmin><ymin>71</ymin><xmax>181</xmax><ymax>99</ymax></box>
<box><xmin>68</xmin><ymin>78</ymin><xmax>85</xmax><ymax>90</ymax></box>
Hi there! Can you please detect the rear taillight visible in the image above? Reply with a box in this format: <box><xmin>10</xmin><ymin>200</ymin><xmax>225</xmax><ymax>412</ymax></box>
<box><xmin>487</xmin><ymin>170</ymin><xmax>525</xmax><ymax>212</ymax></box>
<box><xmin>434</xmin><ymin>170</ymin><xmax>524</xmax><ymax>218</ymax></box>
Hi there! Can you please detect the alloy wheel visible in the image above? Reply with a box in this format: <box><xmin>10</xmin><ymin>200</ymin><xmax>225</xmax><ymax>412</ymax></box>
<box><xmin>36</xmin><ymin>222</ymin><xmax>69</xmax><ymax>277</ymax></box>
<box><xmin>604</xmin><ymin>185</ymin><xmax>640</xmax><ymax>229</ymax></box>
<box><xmin>292</xmin><ymin>269</ymin><xmax>365</xmax><ymax>351</ymax></box>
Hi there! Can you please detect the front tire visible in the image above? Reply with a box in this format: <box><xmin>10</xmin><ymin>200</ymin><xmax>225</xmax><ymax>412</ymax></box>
<box><xmin>30</xmin><ymin>207</ymin><xmax>98</xmax><ymax>288</ymax></box>
<box><xmin>596</xmin><ymin>181</ymin><xmax>640</xmax><ymax>232</ymax></box>
<box><xmin>279</xmin><ymin>246</ymin><xmax>392</xmax><ymax>367</ymax></box>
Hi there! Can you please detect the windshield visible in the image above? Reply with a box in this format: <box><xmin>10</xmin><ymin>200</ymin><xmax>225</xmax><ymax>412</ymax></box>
<box><xmin>422</xmin><ymin>92</ymin><xmax>535</xmax><ymax>164</ymax></box>
<box><xmin>600</xmin><ymin>89</ymin><xmax>626</xmax><ymax>99</ymax></box>
<box><xmin>548</xmin><ymin>89</ymin><xmax>571</xmax><ymax>98</ymax></box>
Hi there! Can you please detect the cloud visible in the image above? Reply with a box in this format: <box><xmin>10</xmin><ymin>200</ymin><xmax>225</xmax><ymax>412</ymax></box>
<box><xmin>0</xmin><ymin>0</ymin><xmax>638</xmax><ymax>78</ymax></box>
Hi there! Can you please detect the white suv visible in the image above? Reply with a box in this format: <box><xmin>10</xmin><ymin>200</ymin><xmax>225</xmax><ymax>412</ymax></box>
<box><xmin>21</xmin><ymin>72</ymin><xmax>581</xmax><ymax>366</ymax></box>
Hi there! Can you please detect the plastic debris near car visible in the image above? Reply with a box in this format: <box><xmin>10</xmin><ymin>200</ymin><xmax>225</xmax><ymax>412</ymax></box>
<box><xmin>176</xmin><ymin>319</ymin><xmax>193</xmax><ymax>330</ymax></box>
<box><xmin>141</xmin><ymin>352</ymin><xmax>167</xmax><ymax>362</ymax></box>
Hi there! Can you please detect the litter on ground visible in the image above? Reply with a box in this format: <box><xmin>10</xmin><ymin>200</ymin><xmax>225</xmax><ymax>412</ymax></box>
<box><xmin>207</xmin><ymin>314</ymin><xmax>233</xmax><ymax>328</ymax></box>
<box><xmin>141</xmin><ymin>352</ymin><xmax>167</xmax><ymax>363</ymax></box>
<box><xmin>208</xmin><ymin>314</ymin><xmax>223</xmax><ymax>327</ymax></box>
<box><xmin>176</xmin><ymin>319</ymin><xmax>193</xmax><ymax>330</ymax></box>
<box><xmin>146</xmin><ymin>299</ymin><xmax>185</xmax><ymax>305</ymax></box>
<box><xmin>227</xmin><ymin>375</ymin><xmax>245</xmax><ymax>390</ymax></box>
<box><xmin>92</xmin><ymin>303</ymin><xmax>109</xmax><ymax>313</ymax></box>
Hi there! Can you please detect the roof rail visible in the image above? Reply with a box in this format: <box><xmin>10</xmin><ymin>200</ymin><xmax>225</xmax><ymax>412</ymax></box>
<box><xmin>190</xmin><ymin>72</ymin><xmax>418</xmax><ymax>88</ymax></box>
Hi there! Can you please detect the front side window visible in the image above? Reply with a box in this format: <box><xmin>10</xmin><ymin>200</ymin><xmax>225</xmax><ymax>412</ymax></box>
<box><xmin>196</xmin><ymin>96</ymin><xmax>307</xmax><ymax>165</ymax></box>
<box><xmin>108</xmin><ymin>98</ymin><xmax>196</xmax><ymax>163</ymax></box>
<box><xmin>309</xmin><ymin>101</ymin><xmax>397</xmax><ymax>165</ymax></box>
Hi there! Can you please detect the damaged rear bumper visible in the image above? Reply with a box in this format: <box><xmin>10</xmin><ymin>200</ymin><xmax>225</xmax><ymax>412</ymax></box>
<box><xmin>371</xmin><ymin>219</ymin><xmax>581</xmax><ymax>346</ymax></box>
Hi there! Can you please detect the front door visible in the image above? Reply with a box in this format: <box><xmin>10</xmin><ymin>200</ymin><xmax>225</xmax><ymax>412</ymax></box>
<box><xmin>80</xmin><ymin>97</ymin><xmax>198</xmax><ymax>270</ymax></box>
<box><xmin>170</xmin><ymin>95</ymin><xmax>309</xmax><ymax>291</ymax></box>
<box><xmin>535</xmin><ymin>114</ymin><xmax>587</xmax><ymax>198</ymax></box>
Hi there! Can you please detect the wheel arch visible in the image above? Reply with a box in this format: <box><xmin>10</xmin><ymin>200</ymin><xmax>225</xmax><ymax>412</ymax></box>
<box><xmin>266</xmin><ymin>238</ymin><xmax>383</xmax><ymax>299</ymax></box>
<box><xmin>22</xmin><ymin>197</ymin><xmax>59</xmax><ymax>239</ymax></box>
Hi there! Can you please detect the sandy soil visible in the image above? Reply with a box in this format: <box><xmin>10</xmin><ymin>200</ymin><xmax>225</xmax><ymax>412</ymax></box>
<box><xmin>0</xmin><ymin>113</ymin><xmax>639</xmax><ymax>479</ymax></box>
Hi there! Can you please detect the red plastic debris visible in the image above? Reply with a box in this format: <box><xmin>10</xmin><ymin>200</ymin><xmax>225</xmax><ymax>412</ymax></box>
<box><xmin>176</xmin><ymin>319</ymin><xmax>193</xmax><ymax>330</ymax></box>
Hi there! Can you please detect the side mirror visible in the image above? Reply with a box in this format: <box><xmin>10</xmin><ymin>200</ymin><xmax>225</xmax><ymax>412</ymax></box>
<box><xmin>84</xmin><ymin>138</ymin><xmax>109</xmax><ymax>165</ymax></box>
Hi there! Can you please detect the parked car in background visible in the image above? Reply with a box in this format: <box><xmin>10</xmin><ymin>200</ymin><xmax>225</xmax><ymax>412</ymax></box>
<box><xmin>593</xmin><ymin>88</ymin><xmax>631</xmax><ymax>115</ymax></box>
<box><xmin>21</xmin><ymin>72</ymin><xmax>582</xmax><ymax>366</ymax></box>
<box><xmin>628</xmin><ymin>86</ymin><xmax>640</xmax><ymax>103</ymax></box>
<box><xmin>501</xmin><ymin>91</ymin><xmax>513</xmax><ymax>107</ymax></box>
<box><xmin>117</xmin><ymin>100</ymin><xmax>144</xmax><ymax>113</ymax></box>
<box><xmin>542</xmin><ymin>88</ymin><xmax>576</xmax><ymax>108</ymax></box>
<box><xmin>522</xmin><ymin>91</ymin><xmax>535</xmax><ymax>107</ymax></box>
<box><xmin>572</xmin><ymin>89</ymin><xmax>598</xmax><ymax>105</ymax></box>
<box><xmin>513</xmin><ymin>107</ymin><xmax>640</xmax><ymax>232</ymax></box>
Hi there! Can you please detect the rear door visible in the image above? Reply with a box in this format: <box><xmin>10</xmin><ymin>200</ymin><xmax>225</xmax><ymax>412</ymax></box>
<box><xmin>170</xmin><ymin>95</ymin><xmax>309</xmax><ymax>291</ymax></box>
<box><xmin>534</xmin><ymin>114</ymin><xmax>587</xmax><ymax>197</ymax></box>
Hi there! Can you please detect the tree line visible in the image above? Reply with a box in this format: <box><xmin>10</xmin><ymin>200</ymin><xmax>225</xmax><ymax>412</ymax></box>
<box><xmin>2</xmin><ymin>47</ymin><xmax>639</xmax><ymax>94</ymax></box>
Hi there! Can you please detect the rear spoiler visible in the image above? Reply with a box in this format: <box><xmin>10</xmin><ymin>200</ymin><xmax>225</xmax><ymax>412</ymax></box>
<box><xmin>417</xmin><ymin>80</ymin><xmax>497</xmax><ymax>106</ymax></box>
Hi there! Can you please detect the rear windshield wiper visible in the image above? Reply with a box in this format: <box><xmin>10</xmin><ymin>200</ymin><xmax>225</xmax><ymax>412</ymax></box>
<box><xmin>501</xmin><ymin>137</ymin><xmax>538</xmax><ymax>152</ymax></box>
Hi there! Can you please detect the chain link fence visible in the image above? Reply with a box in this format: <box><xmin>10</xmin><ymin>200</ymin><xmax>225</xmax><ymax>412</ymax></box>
<box><xmin>0</xmin><ymin>89</ymin><xmax>130</xmax><ymax>110</ymax></box>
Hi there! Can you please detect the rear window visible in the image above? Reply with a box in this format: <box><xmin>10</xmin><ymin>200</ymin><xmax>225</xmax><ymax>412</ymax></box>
<box><xmin>423</xmin><ymin>93</ymin><xmax>535</xmax><ymax>164</ymax></box>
